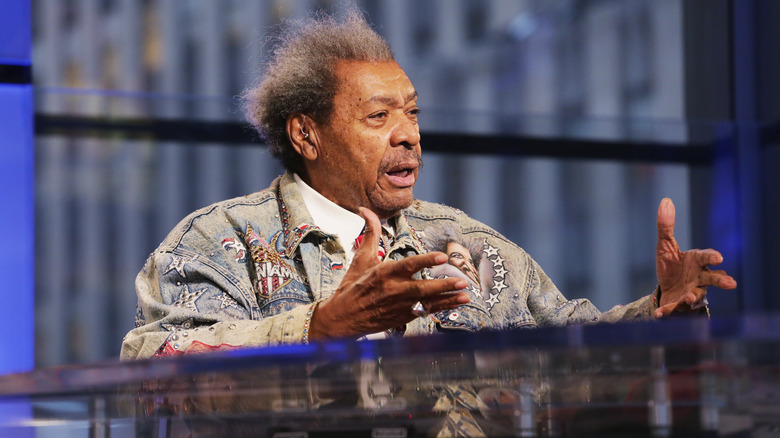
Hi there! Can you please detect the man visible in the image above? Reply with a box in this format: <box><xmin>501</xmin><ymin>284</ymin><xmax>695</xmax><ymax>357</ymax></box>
<box><xmin>121</xmin><ymin>10</ymin><xmax>735</xmax><ymax>360</ymax></box>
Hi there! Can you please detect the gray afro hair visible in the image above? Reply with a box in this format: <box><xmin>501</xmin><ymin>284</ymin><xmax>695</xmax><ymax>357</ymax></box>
<box><xmin>241</xmin><ymin>8</ymin><xmax>395</xmax><ymax>173</ymax></box>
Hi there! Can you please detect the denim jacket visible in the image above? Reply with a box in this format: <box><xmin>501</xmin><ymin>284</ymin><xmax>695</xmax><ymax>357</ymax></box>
<box><xmin>121</xmin><ymin>172</ymin><xmax>657</xmax><ymax>359</ymax></box>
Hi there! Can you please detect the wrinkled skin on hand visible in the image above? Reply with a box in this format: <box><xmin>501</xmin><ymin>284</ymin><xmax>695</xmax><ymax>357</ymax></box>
<box><xmin>654</xmin><ymin>198</ymin><xmax>737</xmax><ymax>318</ymax></box>
<box><xmin>308</xmin><ymin>208</ymin><xmax>471</xmax><ymax>340</ymax></box>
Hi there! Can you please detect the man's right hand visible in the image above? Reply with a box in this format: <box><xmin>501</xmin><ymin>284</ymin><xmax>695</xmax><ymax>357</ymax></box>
<box><xmin>307</xmin><ymin>207</ymin><xmax>470</xmax><ymax>341</ymax></box>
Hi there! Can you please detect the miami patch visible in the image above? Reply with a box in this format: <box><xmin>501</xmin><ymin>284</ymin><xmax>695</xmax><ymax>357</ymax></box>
<box><xmin>241</xmin><ymin>222</ymin><xmax>297</xmax><ymax>299</ymax></box>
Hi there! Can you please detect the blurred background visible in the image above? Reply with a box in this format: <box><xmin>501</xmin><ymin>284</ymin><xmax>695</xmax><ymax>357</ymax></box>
<box><xmin>15</xmin><ymin>0</ymin><xmax>779</xmax><ymax>367</ymax></box>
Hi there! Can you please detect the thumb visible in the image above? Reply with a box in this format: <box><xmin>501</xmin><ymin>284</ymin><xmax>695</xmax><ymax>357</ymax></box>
<box><xmin>353</xmin><ymin>207</ymin><xmax>382</xmax><ymax>266</ymax></box>
<box><xmin>657</xmin><ymin>197</ymin><xmax>676</xmax><ymax>242</ymax></box>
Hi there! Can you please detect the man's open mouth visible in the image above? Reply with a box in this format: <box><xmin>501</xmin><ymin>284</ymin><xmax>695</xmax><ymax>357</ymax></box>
<box><xmin>384</xmin><ymin>164</ymin><xmax>417</xmax><ymax>187</ymax></box>
<box><xmin>387</xmin><ymin>168</ymin><xmax>412</xmax><ymax>178</ymax></box>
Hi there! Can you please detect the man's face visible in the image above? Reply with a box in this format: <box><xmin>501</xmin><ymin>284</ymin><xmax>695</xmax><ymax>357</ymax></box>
<box><xmin>446</xmin><ymin>241</ymin><xmax>480</xmax><ymax>287</ymax></box>
<box><xmin>309</xmin><ymin>60</ymin><xmax>421</xmax><ymax>219</ymax></box>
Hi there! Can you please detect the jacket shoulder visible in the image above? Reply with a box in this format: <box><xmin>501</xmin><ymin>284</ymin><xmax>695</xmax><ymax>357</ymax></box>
<box><xmin>158</xmin><ymin>179</ymin><xmax>281</xmax><ymax>252</ymax></box>
<box><xmin>404</xmin><ymin>199</ymin><xmax>511</xmax><ymax>242</ymax></box>
<box><xmin>404</xmin><ymin>199</ymin><xmax>467</xmax><ymax>220</ymax></box>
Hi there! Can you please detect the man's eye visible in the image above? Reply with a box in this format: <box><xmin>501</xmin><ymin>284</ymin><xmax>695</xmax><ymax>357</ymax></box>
<box><xmin>449</xmin><ymin>252</ymin><xmax>465</xmax><ymax>260</ymax></box>
<box><xmin>368</xmin><ymin>112</ymin><xmax>388</xmax><ymax>120</ymax></box>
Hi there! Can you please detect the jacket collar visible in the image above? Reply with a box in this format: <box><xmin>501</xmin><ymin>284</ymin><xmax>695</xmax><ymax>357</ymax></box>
<box><xmin>391</xmin><ymin>210</ymin><xmax>427</xmax><ymax>256</ymax></box>
<box><xmin>276</xmin><ymin>171</ymin><xmax>426</xmax><ymax>258</ymax></box>
<box><xmin>276</xmin><ymin>172</ymin><xmax>324</xmax><ymax>258</ymax></box>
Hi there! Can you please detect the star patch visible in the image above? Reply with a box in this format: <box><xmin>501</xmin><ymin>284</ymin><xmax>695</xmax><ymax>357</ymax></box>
<box><xmin>222</xmin><ymin>238</ymin><xmax>247</xmax><ymax>263</ymax></box>
<box><xmin>172</xmin><ymin>286</ymin><xmax>206</xmax><ymax>312</ymax></box>
<box><xmin>483</xmin><ymin>240</ymin><xmax>508</xmax><ymax>311</ymax></box>
<box><xmin>164</xmin><ymin>254</ymin><xmax>198</xmax><ymax>278</ymax></box>
<box><xmin>218</xmin><ymin>292</ymin><xmax>242</xmax><ymax>310</ymax></box>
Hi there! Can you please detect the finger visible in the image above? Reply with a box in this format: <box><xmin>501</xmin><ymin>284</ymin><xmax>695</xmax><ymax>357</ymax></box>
<box><xmin>384</xmin><ymin>251</ymin><xmax>451</xmax><ymax>277</ymax></box>
<box><xmin>690</xmin><ymin>249</ymin><xmax>724</xmax><ymax>267</ymax></box>
<box><xmin>682</xmin><ymin>289</ymin><xmax>703</xmax><ymax>306</ymax></box>
<box><xmin>655</xmin><ymin>290</ymin><xmax>705</xmax><ymax>318</ymax></box>
<box><xmin>677</xmin><ymin>293</ymin><xmax>706</xmax><ymax>313</ymax></box>
<box><xmin>654</xmin><ymin>299</ymin><xmax>693</xmax><ymax>318</ymax></box>
<box><xmin>656</xmin><ymin>197</ymin><xmax>676</xmax><ymax>241</ymax></box>
<box><xmin>353</xmin><ymin>207</ymin><xmax>382</xmax><ymax>266</ymax></box>
<box><xmin>422</xmin><ymin>292</ymin><xmax>471</xmax><ymax>313</ymax></box>
<box><xmin>654</xmin><ymin>303</ymin><xmax>677</xmax><ymax>318</ymax></box>
<box><xmin>700</xmin><ymin>269</ymin><xmax>737</xmax><ymax>289</ymax></box>
<box><xmin>385</xmin><ymin>276</ymin><xmax>468</xmax><ymax>301</ymax></box>
<box><xmin>415</xmin><ymin>277</ymin><xmax>470</xmax><ymax>299</ymax></box>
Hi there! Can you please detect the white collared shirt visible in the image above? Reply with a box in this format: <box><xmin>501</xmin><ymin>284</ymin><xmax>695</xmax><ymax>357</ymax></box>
<box><xmin>293</xmin><ymin>173</ymin><xmax>394</xmax><ymax>268</ymax></box>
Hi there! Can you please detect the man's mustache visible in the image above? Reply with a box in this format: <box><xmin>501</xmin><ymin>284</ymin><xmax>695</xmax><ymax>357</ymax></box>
<box><xmin>379</xmin><ymin>151</ymin><xmax>424</xmax><ymax>174</ymax></box>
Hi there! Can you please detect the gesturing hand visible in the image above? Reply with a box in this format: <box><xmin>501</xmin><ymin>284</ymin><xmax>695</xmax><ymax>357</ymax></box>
<box><xmin>654</xmin><ymin>198</ymin><xmax>737</xmax><ymax>318</ymax></box>
<box><xmin>308</xmin><ymin>208</ymin><xmax>471</xmax><ymax>340</ymax></box>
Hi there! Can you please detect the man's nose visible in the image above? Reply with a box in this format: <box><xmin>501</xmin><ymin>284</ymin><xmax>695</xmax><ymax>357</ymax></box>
<box><xmin>391</xmin><ymin>116</ymin><xmax>420</xmax><ymax>149</ymax></box>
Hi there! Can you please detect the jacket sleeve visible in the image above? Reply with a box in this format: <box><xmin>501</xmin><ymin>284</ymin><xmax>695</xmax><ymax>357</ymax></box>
<box><xmin>525</xmin><ymin>258</ymin><xmax>658</xmax><ymax>327</ymax></box>
<box><xmin>120</xmin><ymin>249</ymin><xmax>314</xmax><ymax>360</ymax></box>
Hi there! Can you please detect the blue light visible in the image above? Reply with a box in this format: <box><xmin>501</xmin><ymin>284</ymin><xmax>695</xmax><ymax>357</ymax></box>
<box><xmin>0</xmin><ymin>84</ymin><xmax>34</xmax><ymax>375</ymax></box>
<box><xmin>0</xmin><ymin>1</ymin><xmax>33</xmax><ymax>433</ymax></box>
<box><xmin>0</xmin><ymin>0</ymin><xmax>31</xmax><ymax>65</ymax></box>
<box><xmin>0</xmin><ymin>0</ymin><xmax>33</xmax><ymax>376</ymax></box>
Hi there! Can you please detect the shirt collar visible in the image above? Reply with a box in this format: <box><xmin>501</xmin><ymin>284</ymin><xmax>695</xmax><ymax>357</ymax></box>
<box><xmin>294</xmin><ymin>173</ymin><xmax>366</xmax><ymax>258</ymax></box>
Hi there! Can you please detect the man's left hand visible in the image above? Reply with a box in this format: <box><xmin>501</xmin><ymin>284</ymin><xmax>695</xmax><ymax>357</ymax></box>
<box><xmin>654</xmin><ymin>198</ymin><xmax>737</xmax><ymax>318</ymax></box>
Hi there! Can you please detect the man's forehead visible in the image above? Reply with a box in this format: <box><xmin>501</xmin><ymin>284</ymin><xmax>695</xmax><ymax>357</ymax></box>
<box><xmin>335</xmin><ymin>60</ymin><xmax>416</xmax><ymax>103</ymax></box>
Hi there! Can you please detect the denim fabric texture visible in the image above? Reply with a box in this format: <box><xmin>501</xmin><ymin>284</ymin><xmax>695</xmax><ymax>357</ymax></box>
<box><xmin>121</xmin><ymin>172</ymin><xmax>657</xmax><ymax>359</ymax></box>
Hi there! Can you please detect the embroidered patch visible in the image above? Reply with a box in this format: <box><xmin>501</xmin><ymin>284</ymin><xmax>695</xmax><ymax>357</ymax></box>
<box><xmin>241</xmin><ymin>223</ymin><xmax>296</xmax><ymax>299</ymax></box>
<box><xmin>331</xmin><ymin>262</ymin><xmax>344</xmax><ymax>270</ymax></box>
<box><xmin>164</xmin><ymin>254</ymin><xmax>198</xmax><ymax>278</ymax></box>
<box><xmin>420</xmin><ymin>223</ymin><xmax>509</xmax><ymax>313</ymax></box>
<box><xmin>218</xmin><ymin>291</ymin><xmax>242</xmax><ymax>310</ymax></box>
<box><xmin>483</xmin><ymin>240</ymin><xmax>507</xmax><ymax>310</ymax></box>
<box><xmin>221</xmin><ymin>238</ymin><xmax>247</xmax><ymax>263</ymax></box>
<box><xmin>172</xmin><ymin>286</ymin><xmax>206</xmax><ymax>312</ymax></box>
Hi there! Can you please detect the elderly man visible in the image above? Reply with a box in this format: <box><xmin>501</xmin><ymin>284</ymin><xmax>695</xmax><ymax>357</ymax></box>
<box><xmin>121</xmin><ymin>11</ymin><xmax>735</xmax><ymax>360</ymax></box>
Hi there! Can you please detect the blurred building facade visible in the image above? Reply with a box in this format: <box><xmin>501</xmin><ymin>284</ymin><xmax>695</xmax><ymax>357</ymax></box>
<box><xmin>32</xmin><ymin>0</ymin><xmax>694</xmax><ymax>366</ymax></box>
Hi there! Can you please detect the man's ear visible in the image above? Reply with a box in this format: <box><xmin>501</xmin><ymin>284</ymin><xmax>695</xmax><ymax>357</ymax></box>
<box><xmin>286</xmin><ymin>113</ymin><xmax>318</xmax><ymax>161</ymax></box>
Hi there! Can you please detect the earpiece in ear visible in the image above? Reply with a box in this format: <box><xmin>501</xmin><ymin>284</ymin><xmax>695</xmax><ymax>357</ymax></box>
<box><xmin>300</xmin><ymin>115</ymin><xmax>309</xmax><ymax>140</ymax></box>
